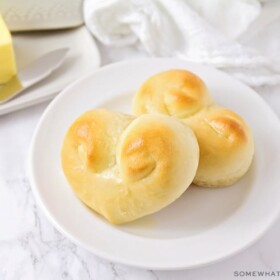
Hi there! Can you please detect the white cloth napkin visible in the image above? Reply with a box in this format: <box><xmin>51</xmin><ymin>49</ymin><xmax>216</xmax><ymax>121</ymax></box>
<box><xmin>83</xmin><ymin>0</ymin><xmax>280</xmax><ymax>87</ymax></box>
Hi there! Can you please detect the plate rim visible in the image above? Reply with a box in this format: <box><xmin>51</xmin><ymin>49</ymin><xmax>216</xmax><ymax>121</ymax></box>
<box><xmin>28</xmin><ymin>58</ymin><xmax>280</xmax><ymax>270</ymax></box>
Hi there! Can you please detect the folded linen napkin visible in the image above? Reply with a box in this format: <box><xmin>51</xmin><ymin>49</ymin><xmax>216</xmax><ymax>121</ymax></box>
<box><xmin>84</xmin><ymin>0</ymin><xmax>280</xmax><ymax>87</ymax></box>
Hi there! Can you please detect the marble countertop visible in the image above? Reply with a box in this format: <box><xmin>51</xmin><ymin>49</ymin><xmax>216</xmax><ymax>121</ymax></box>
<box><xmin>1</xmin><ymin>40</ymin><xmax>280</xmax><ymax>280</ymax></box>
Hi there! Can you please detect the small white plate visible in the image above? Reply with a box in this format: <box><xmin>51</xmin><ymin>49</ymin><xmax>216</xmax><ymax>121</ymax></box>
<box><xmin>28</xmin><ymin>59</ymin><xmax>280</xmax><ymax>270</ymax></box>
<box><xmin>0</xmin><ymin>26</ymin><xmax>100</xmax><ymax>115</ymax></box>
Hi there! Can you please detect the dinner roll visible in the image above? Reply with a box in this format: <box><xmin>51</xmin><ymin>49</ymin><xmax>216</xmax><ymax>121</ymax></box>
<box><xmin>61</xmin><ymin>109</ymin><xmax>199</xmax><ymax>224</ymax></box>
<box><xmin>133</xmin><ymin>69</ymin><xmax>213</xmax><ymax>118</ymax></box>
<box><xmin>185</xmin><ymin>106</ymin><xmax>254</xmax><ymax>187</ymax></box>
<box><xmin>133</xmin><ymin>69</ymin><xmax>254</xmax><ymax>187</ymax></box>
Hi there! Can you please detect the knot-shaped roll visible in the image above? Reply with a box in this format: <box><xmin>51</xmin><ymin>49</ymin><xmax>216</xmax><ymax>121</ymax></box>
<box><xmin>61</xmin><ymin>109</ymin><xmax>199</xmax><ymax>224</ymax></box>
<box><xmin>135</xmin><ymin>70</ymin><xmax>212</xmax><ymax>118</ymax></box>
<box><xmin>133</xmin><ymin>70</ymin><xmax>254</xmax><ymax>187</ymax></box>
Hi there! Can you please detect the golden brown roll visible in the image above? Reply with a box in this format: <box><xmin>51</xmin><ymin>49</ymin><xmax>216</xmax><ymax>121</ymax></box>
<box><xmin>185</xmin><ymin>106</ymin><xmax>254</xmax><ymax>187</ymax></box>
<box><xmin>133</xmin><ymin>69</ymin><xmax>213</xmax><ymax>118</ymax></box>
<box><xmin>133</xmin><ymin>69</ymin><xmax>254</xmax><ymax>187</ymax></box>
<box><xmin>61</xmin><ymin>109</ymin><xmax>199</xmax><ymax>224</ymax></box>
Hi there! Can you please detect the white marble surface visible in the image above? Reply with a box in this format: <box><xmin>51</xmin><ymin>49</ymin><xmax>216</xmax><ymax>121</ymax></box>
<box><xmin>1</xmin><ymin>39</ymin><xmax>280</xmax><ymax>280</ymax></box>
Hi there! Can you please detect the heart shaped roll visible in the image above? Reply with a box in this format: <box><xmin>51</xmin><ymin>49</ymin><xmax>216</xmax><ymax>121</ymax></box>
<box><xmin>133</xmin><ymin>70</ymin><xmax>254</xmax><ymax>187</ymax></box>
<box><xmin>61</xmin><ymin>109</ymin><xmax>199</xmax><ymax>224</ymax></box>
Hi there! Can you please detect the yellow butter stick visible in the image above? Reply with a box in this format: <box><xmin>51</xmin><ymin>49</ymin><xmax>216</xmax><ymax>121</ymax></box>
<box><xmin>0</xmin><ymin>14</ymin><xmax>17</xmax><ymax>84</ymax></box>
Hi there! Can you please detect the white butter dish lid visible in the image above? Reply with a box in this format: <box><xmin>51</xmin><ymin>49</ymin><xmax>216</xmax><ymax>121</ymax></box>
<box><xmin>0</xmin><ymin>0</ymin><xmax>83</xmax><ymax>31</ymax></box>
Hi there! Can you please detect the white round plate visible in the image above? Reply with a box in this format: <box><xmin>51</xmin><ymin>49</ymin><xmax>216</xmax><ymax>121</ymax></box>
<box><xmin>28</xmin><ymin>58</ymin><xmax>280</xmax><ymax>270</ymax></box>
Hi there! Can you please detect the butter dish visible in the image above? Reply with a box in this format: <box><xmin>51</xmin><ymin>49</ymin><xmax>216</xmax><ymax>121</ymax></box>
<box><xmin>0</xmin><ymin>26</ymin><xmax>100</xmax><ymax>115</ymax></box>
<box><xmin>0</xmin><ymin>0</ymin><xmax>83</xmax><ymax>31</ymax></box>
<box><xmin>0</xmin><ymin>48</ymin><xmax>68</xmax><ymax>104</ymax></box>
